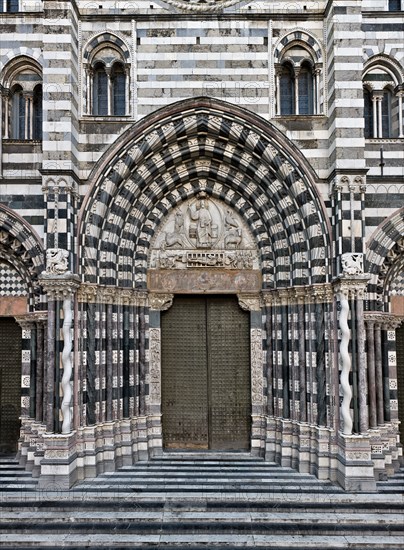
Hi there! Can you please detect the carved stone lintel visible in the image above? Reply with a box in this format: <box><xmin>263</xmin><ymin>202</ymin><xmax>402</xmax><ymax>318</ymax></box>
<box><xmin>148</xmin><ymin>293</ymin><xmax>174</xmax><ymax>311</ymax></box>
<box><xmin>237</xmin><ymin>293</ymin><xmax>261</xmax><ymax>312</ymax></box>
<box><xmin>15</xmin><ymin>312</ymin><xmax>48</xmax><ymax>330</ymax></box>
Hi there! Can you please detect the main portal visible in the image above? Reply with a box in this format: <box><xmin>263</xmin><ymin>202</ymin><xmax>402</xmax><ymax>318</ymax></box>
<box><xmin>161</xmin><ymin>295</ymin><xmax>251</xmax><ymax>451</ymax></box>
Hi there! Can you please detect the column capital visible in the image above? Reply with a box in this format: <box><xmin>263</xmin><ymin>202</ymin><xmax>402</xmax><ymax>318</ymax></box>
<box><xmin>364</xmin><ymin>312</ymin><xmax>404</xmax><ymax>330</ymax></box>
<box><xmin>39</xmin><ymin>273</ymin><xmax>80</xmax><ymax>301</ymax></box>
<box><xmin>237</xmin><ymin>293</ymin><xmax>262</xmax><ymax>311</ymax></box>
<box><xmin>148</xmin><ymin>292</ymin><xmax>174</xmax><ymax>311</ymax></box>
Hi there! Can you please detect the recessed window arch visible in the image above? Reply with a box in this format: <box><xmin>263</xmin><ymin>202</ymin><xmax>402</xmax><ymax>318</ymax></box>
<box><xmin>84</xmin><ymin>40</ymin><xmax>130</xmax><ymax>117</ymax></box>
<box><xmin>275</xmin><ymin>41</ymin><xmax>322</xmax><ymax>116</ymax></box>
<box><xmin>363</xmin><ymin>62</ymin><xmax>403</xmax><ymax>139</ymax></box>
<box><xmin>1</xmin><ymin>57</ymin><xmax>43</xmax><ymax>141</ymax></box>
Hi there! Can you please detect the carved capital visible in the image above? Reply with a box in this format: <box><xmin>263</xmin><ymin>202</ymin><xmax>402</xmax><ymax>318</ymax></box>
<box><xmin>237</xmin><ymin>293</ymin><xmax>261</xmax><ymax>311</ymax></box>
<box><xmin>333</xmin><ymin>275</ymin><xmax>369</xmax><ymax>300</ymax></box>
<box><xmin>148</xmin><ymin>293</ymin><xmax>174</xmax><ymax>311</ymax></box>
<box><xmin>39</xmin><ymin>273</ymin><xmax>81</xmax><ymax>301</ymax></box>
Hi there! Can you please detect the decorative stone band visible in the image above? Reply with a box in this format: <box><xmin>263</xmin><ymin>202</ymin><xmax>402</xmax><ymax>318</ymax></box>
<box><xmin>159</xmin><ymin>0</ymin><xmax>243</xmax><ymax>12</ymax></box>
<box><xmin>77</xmin><ymin>284</ymin><xmax>148</xmax><ymax>306</ymax></box>
<box><xmin>262</xmin><ymin>283</ymin><xmax>334</xmax><ymax>306</ymax></box>
<box><xmin>364</xmin><ymin>312</ymin><xmax>404</xmax><ymax>330</ymax></box>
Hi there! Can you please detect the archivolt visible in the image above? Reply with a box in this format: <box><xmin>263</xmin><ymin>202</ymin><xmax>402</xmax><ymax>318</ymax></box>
<box><xmin>79</xmin><ymin>98</ymin><xmax>331</xmax><ymax>289</ymax></box>
<box><xmin>366</xmin><ymin>207</ymin><xmax>404</xmax><ymax>311</ymax></box>
<box><xmin>0</xmin><ymin>204</ymin><xmax>45</xmax><ymax>310</ymax></box>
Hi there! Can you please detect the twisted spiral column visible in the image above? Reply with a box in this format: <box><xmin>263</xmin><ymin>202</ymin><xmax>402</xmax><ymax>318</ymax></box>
<box><xmin>339</xmin><ymin>290</ymin><xmax>353</xmax><ymax>435</ymax></box>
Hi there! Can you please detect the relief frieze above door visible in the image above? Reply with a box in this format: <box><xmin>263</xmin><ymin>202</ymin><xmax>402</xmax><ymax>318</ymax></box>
<box><xmin>147</xmin><ymin>194</ymin><xmax>261</xmax><ymax>293</ymax></box>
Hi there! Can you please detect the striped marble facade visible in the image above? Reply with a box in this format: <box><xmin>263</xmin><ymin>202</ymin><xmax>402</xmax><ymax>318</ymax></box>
<box><xmin>0</xmin><ymin>0</ymin><xmax>403</xmax><ymax>490</ymax></box>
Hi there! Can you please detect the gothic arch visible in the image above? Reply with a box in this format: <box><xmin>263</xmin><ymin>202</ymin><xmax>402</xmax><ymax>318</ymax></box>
<box><xmin>0</xmin><ymin>204</ymin><xmax>45</xmax><ymax>310</ymax></box>
<box><xmin>366</xmin><ymin>207</ymin><xmax>404</xmax><ymax>310</ymax></box>
<box><xmin>78</xmin><ymin>97</ymin><xmax>331</xmax><ymax>288</ymax></box>
<box><xmin>83</xmin><ymin>32</ymin><xmax>131</xmax><ymax>63</ymax></box>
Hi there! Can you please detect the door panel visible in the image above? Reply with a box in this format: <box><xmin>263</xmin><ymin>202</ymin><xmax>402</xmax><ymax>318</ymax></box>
<box><xmin>207</xmin><ymin>296</ymin><xmax>250</xmax><ymax>450</ymax></box>
<box><xmin>161</xmin><ymin>296</ymin><xmax>208</xmax><ymax>449</ymax></box>
<box><xmin>161</xmin><ymin>295</ymin><xmax>250</xmax><ymax>451</ymax></box>
<box><xmin>0</xmin><ymin>318</ymin><xmax>22</xmax><ymax>454</ymax></box>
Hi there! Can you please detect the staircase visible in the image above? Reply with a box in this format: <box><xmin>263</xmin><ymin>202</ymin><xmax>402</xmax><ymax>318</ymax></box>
<box><xmin>0</xmin><ymin>454</ymin><xmax>403</xmax><ymax>548</ymax></box>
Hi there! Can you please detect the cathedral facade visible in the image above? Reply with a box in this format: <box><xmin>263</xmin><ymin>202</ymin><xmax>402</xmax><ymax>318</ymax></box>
<box><xmin>0</xmin><ymin>0</ymin><xmax>403</xmax><ymax>491</ymax></box>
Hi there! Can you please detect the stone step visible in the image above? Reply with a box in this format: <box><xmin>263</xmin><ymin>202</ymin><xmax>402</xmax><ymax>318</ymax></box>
<box><xmin>0</xmin><ymin>533</ymin><xmax>403</xmax><ymax>549</ymax></box>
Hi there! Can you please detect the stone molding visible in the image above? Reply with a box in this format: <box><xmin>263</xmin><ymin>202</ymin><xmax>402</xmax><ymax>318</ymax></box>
<box><xmin>333</xmin><ymin>275</ymin><xmax>370</xmax><ymax>299</ymax></box>
<box><xmin>77</xmin><ymin>284</ymin><xmax>148</xmax><ymax>306</ymax></box>
<box><xmin>261</xmin><ymin>283</ymin><xmax>334</xmax><ymax>306</ymax></box>
<box><xmin>364</xmin><ymin>312</ymin><xmax>404</xmax><ymax>329</ymax></box>
<box><xmin>14</xmin><ymin>312</ymin><xmax>48</xmax><ymax>329</ymax></box>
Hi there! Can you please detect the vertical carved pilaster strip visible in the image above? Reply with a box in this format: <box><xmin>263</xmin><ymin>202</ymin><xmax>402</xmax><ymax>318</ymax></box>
<box><xmin>374</xmin><ymin>322</ymin><xmax>384</xmax><ymax>426</ymax></box>
<box><xmin>356</xmin><ymin>294</ymin><xmax>368</xmax><ymax>433</ymax></box>
<box><xmin>289</xmin><ymin>296</ymin><xmax>297</xmax><ymax>421</ymax></box>
<box><xmin>324</xmin><ymin>289</ymin><xmax>334</xmax><ymax>428</ymax></box>
<box><xmin>86</xmin><ymin>302</ymin><xmax>96</xmax><ymax>426</ymax></box>
<box><xmin>55</xmin><ymin>300</ymin><xmax>61</xmax><ymax>433</ymax></box>
<box><xmin>366</xmin><ymin>320</ymin><xmax>377</xmax><ymax>428</ymax></box>
<box><xmin>130</xmin><ymin>302</ymin><xmax>136</xmax><ymax>417</ymax></box>
<box><xmin>106</xmin><ymin>302</ymin><xmax>113</xmax><ymax>422</ymax></box>
<box><xmin>95</xmin><ymin>300</ymin><xmax>102</xmax><ymax>424</ymax></box>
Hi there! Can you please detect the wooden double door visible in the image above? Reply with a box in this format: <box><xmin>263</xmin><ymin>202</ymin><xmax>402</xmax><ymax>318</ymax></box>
<box><xmin>161</xmin><ymin>295</ymin><xmax>251</xmax><ymax>451</ymax></box>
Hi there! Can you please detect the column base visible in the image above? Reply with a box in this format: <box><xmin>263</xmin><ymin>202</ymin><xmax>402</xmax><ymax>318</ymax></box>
<box><xmin>336</xmin><ymin>433</ymin><xmax>376</xmax><ymax>492</ymax></box>
<box><xmin>38</xmin><ymin>432</ymin><xmax>78</xmax><ymax>490</ymax></box>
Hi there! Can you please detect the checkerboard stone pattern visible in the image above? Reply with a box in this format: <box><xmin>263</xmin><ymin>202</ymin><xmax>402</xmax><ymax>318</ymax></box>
<box><xmin>0</xmin><ymin>260</ymin><xmax>28</xmax><ymax>297</ymax></box>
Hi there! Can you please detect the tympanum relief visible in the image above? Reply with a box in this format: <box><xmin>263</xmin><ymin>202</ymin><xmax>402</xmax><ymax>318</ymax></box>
<box><xmin>149</xmin><ymin>194</ymin><xmax>259</xmax><ymax>271</ymax></box>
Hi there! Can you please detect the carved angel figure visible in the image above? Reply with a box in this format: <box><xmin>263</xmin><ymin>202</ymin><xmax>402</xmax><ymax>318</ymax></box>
<box><xmin>46</xmin><ymin>248</ymin><xmax>69</xmax><ymax>275</ymax></box>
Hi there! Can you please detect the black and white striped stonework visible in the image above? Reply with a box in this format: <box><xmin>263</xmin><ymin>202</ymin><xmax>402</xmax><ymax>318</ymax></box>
<box><xmin>80</xmin><ymin>99</ymin><xmax>330</xmax><ymax>289</ymax></box>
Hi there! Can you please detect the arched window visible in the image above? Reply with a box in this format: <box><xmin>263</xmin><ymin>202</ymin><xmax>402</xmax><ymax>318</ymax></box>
<box><xmin>298</xmin><ymin>62</ymin><xmax>314</xmax><ymax>115</ymax></box>
<box><xmin>33</xmin><ymin>85</ymin><xmax>42</xmax><ymax>140</ymax></box>
<box><xmin>11</xmin><ymin>85</ymin><xmax>25</xmax><ymax>139</ymax></box>
<box><xmin>1</xmin><ymin>57</ymin><xmax>43</xmax><ymax>141</ymax></box>
<box><xmin>381</xmin><ymin>89</ymin><xmax>393</xmax><ymax>138</ymax></box>
<box><xmin>93</xmin><ymin>63</ymin><xmax>108</xmax><ymax>116</ymax></box>
<box><xmin>275</xmin><ymin>40</ymin><xmax>322</xmax><ymax>116</ymax></box>
<box><xmin>364</xmin><ymin>88</ymin><xmax>373</xmax><ymax>139</ymax></box>
<box><xmin>85</xmin><ymin>40</ymin><xmax>130</xmax><ymax>117</ymax></box>
<box><xmin>279</xmin><ymin>64</ymin><xmax>295</xmax><ymax>115</ymax></box>
<box><xmin>112</xmin><ymin>63</ymin><xmax>126</xmax><ymax>116</ymax></box>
